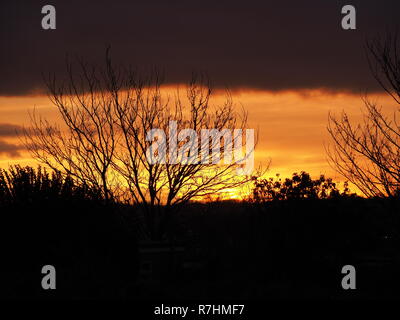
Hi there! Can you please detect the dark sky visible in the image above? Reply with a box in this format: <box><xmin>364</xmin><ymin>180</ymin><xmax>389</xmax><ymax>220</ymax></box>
<box><xmin>1</xmin><ymin>0</ymin><xmax>399</xmax><ymax>95</ymax></box>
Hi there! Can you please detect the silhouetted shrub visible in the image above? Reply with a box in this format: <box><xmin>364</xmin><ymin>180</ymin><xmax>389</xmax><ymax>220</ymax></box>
<box><xmin>0</xmin><ymin>166</ymin><xmax>138</xmax><ymax>299</ymax></box>
<box><xmin>0</xmin><ymin>165</ymin><xmax>102</xmax><ymax>206</ymax></box>
<box><xmin>251</xmin><ymin>171</ymin><xmax>355</xmax><ymax>202</ymax></box>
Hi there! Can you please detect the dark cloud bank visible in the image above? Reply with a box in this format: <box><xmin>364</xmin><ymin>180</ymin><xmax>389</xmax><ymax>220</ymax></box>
<box><xmin>0</xmin><ymin>140</ymin><xmax>22</xmax><ymax>158</ymax></box>
<box><xmin>0</xmin><ymin>0</ymin><xmax>399</xmax><ymax>96</ymax></box>
<box><xmin>0</xmin><ymin>123</ymin><xmax>23</xmax><ymax>137</ymax></box>
<box><xmin>0</xmin><ymin>123</ymin><xmax>24</xmax><ymax>157</ymax></box>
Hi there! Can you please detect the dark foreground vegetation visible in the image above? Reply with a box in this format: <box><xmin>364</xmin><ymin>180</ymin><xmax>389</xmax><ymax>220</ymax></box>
<box><xmin>1</xmin><ymin>166</ymin><xmax>400</xmax><ymax>300</ymax></box>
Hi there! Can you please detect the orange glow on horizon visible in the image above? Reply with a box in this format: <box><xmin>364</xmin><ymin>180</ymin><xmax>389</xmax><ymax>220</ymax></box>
<box><xmin>1</xmin><ymin>88</ymin><xmax>397</xmax><ymax>198</ymax></box>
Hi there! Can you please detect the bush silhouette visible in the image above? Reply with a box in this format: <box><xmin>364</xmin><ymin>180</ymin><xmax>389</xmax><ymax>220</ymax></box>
<box><xmin>0</xmin><ymin>165</ymin><xmax>102</xmax><ymax>206</ymax></box>
<box><xmin>252</xmin><ymin>171</ymin><xmax>355</xmax><ymax>202</ymax></box>
<box><xmin>0</xmin><ymin>166</ymin><xmax>138</xmax><ymax>299</ymax></box>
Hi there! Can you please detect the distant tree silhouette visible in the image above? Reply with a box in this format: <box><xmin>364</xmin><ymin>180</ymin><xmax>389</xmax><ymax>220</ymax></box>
<box><xmin>327</xmin><ymin>32</ymin><xmax>400</xmax><ymax>197</ymax></box>
<box><xmin>251</xmin><ymin>171</ymin><xmax>353</xmax><ymax>203</ymax></box>
<box><xmin>23</xmin><ymin>49</ymin><xmax>257</xmax><ymax>239</ymax></box>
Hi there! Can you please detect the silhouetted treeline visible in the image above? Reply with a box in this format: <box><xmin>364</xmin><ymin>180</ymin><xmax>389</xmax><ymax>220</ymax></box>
<box><xmin>1</xmin><ymin>166</ymin><xmax>400</xmax><ymax>299</ymax></box>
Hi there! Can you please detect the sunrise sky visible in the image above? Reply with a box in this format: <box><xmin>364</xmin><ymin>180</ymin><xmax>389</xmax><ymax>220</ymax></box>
<box><xmin>1</xmin><ymin>0</ymin><xmax>399</xmax><ymax>193</ymax></box>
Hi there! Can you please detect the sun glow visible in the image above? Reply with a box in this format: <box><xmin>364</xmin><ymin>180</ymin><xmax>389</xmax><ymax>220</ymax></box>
<box><xmin>0</xmin><ymin>88</ymin><xmax>396</xmax><ymax>199</ymax></box>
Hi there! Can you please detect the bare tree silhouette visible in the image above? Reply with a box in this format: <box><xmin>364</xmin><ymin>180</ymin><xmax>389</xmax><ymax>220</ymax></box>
<box><xmin>327</xmin><ymin>33</ymin><xmax>400</xmax><ymax>197</ymax></box>
<box><xmin>23</xmin><ymin>49</ymin><xmax>257</xmax><ymax>239</ymax></box>
<box><xmin>23</xmin><ymin>55</ymin><xmax>118</xmax><ymax>203</ymax></box>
